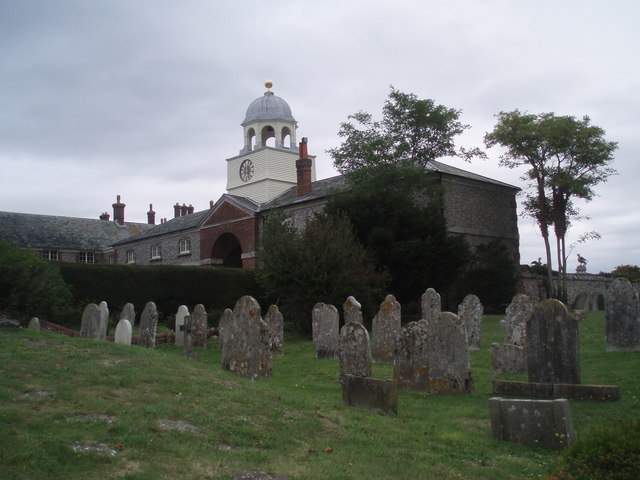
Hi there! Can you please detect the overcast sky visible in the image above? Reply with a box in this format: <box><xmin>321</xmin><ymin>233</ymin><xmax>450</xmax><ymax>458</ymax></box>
<box><xmin>1</xmin><ymin>0</ymin><xmax>638</xmax><ymax>274</ymax></box>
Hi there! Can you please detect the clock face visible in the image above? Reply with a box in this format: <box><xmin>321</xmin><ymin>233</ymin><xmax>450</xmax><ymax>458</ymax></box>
<box><xmin>239</xmin><ymin>159</ymin><xmax>254</xmax><ymax>182</ymax></box>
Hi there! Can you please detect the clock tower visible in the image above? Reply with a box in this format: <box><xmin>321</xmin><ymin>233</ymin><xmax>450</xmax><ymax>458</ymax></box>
<box><xmin>226</xmin><ymin>80</ymin><xmax>315</xmax><ymax>203</ymax></box>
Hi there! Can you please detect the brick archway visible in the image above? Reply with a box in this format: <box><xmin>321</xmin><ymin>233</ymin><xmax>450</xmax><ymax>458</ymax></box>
<box><xmin>211</xmin><ymin>233</ymin><xmax>243</xmax><ymax>268</ymax></box>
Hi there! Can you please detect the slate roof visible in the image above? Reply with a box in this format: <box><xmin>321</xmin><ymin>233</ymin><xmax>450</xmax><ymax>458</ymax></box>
<box><xmin>427</xmin><ymin>160</ymin><xmax>519</xmax><ymax>190</ymax></box>
<box><xmin>0</xmin><ymin>211</ymin><xmax>152</xmax><ymax>251</ymax></box>
<box><xmin>113</xmin><ymin>209</ymin><xmax>210</xmax><ymax>245</ymax></box>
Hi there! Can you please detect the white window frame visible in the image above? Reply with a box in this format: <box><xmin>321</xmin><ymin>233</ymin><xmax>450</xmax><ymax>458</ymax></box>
<box><xmin>179</xmin><ymin>238</ymin><xmax>191</xmax><ymax>254</ymax></box>
<box><xmin>126</xmin><ymin>250</ymin><xmax>135</xmax><ymax>264</ymax></box>
<box><xmin>42</xmin><ymin>250</ymin><xmax>58</xmax><ymax>261</ymax></box>
<box><xmin>150</xmin><ymin>245</ymin><xmax>161</xmax><ymax>260</ymax></box>
<box><xmin>79</xmin><ymin>252</ymin><xmax>94</xmax><ymax>264</ymax></box>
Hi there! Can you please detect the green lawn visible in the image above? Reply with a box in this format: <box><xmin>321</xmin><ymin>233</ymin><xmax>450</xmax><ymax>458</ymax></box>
<box><xmin>0</xmin><ymin>311</ymin><xmax>637</xmax><ymax>479</ymax></box>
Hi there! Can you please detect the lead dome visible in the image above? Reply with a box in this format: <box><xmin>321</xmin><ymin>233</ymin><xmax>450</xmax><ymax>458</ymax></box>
<box><xmin>243</xmin><ymin>89</ymin><xmax>295</xmax><ymax>124</ymax></box>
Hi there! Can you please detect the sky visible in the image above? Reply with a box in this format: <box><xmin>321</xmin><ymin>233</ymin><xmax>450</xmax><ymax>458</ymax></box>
<box><xmin>1</xmin><ymin>0</ymin><xmax>638</xmax><ymax>274</ymax></box>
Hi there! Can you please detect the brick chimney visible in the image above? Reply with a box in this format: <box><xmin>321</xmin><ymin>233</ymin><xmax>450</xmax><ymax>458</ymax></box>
<box><xmin>296</xmin><ymin>137</ymin><xmax>312</xmax><ymax>197</ymax></box>
<box><xmin>112</xmin><ymin>195</ymin><xmax>126</xmax><ymax>225</ymax></box>
<box><xmin>187</xmin><ymin>204</ymin><xmax>194</xmax><ymax>215</ymax></box>
<box><xmin>99</xmin><ymin>212</ymin><xmax>110</xmax><ymax>221</ymax></box>
<box><xmin>173</xmin><ymin>203</ymin><xmax>181</xmax><ymax>218</ymax></box>
<box><xmin>180</xmin><ymin>203</ymin><xmax>188</xmax><ymax>216</ymax></box>
<box><xmin>147</xmin><ymin>204</ymin><xmax>156</xmax><ymax>225</ymax></box>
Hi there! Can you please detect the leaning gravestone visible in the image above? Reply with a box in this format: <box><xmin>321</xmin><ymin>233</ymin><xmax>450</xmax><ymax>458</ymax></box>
<box><xmin>119</xmin><ymin>303</ymin><xmax>136</xmax><ymax>328</ymax></box>
<box><xmin>174</xmin><ymin>305</ymin><xmax>190</xmax><ymax>347</ymax></box>
<box><xmin>425</xmin><ymin>312</ymin><xmax>474</xmax><ymax>394</ymax></box>
<box><xmin>191</xmin><ymin>304</ymin><xmax>208</xmax><ymax>349</ymax></box>
<box><xmin>28</xmin><ymin>317</ymin><xmax>41</xmax><ymax>330</ymax></box>
<box><xmin>221</xmin><ymin>296</ymin><xmax>272</xmax><ymax>380</ymax></box>
<box><xmin>458</xmin><ymin>294</ymin><xmax>483</xmax><ymax>350</ymax></box>
<box><xmin>605</xmin><ymin>277</ymin><xmax>640</xmax><ymax>352</ymax></box>
<box><xmin>527</xmin><ymin>299</ymin><xmax>580</xmax><ymax>384</ymax></box>
<box><xmin>503</xmin><ymin>293</ymin><xmax>534</xmax><ymax>346</ymax></box>
<box><xmin>98</xmin><ymin>301</ymin><xmax>109</xmax><ymax>341</ymax></box>
<box><xmin>343</xmin><ymin>296</ymin><xmax>363</xmax><ymax>325</ymax></box>
<box><xmin>338</xmin><ymin>321</ymin><xmax>372</xmax><ymax>386</ymax></box>
<box><xmin>371</xmin><ymin>294</ymin><xmax>401</xmax><ymax>363</ymax></box>
<box><xmin>80</xmin><ymin>303</ymin><xmax>102</xmax><ymax>340</ymax></box>
<box><xmin>137</xmin><ymin>301</ymin><xmax>159</xmax><ymax>349</ymax></box>
<box><xmin>421</xmin><ymin>288</ymin><xmax>441</xmax><ymax>322</ymax></box>
<box><xmin>114</xmin><ymin>319</ymin><xmax>132</xmax><ymax>346</ymax></box>
<box><xmin>394</xmin><ymin>320</ymin><xmax>430</xmax><ymax>392</ymax></box>
<box><xmin>312</xmin><ymin>303</ymin><xmax>339</xmax><ymax>359</ymax></box>
<box><xmin>264</xmin><ymin>305</ymin><xmax>284</xmax><ymax>356</ymax></box>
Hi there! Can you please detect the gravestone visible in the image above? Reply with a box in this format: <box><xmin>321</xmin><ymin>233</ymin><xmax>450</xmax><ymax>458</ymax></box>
<box><xmin>491</xmin><ymin>343</ymin><xmax>526</xmax><ymax>374</ymax></box>
<box><xmin>264</xmin><ymin>305</ymin><xmax>284</xmax><ymax>356</ymax></box>
<box><xmin>114</xmin><ymin>319</ymin><xmax>132</xmax><ymax>346</ymax></box>
<box><xmin>343</xmin><ymin>296</ymin><xmax>363</xmax><ymax>325</ymax></box>
<box><xmin>312</xmin><ymin>303</ymin><xmax>339</xmax><ymax>359</ymax></box>
<box><xmin>98</xmin><ymin>301</ymin><xmax>109</xmax><ymax>341</ymax></box>
<box><xmin>218</xmin><ymin>308</ymin><xmax>233</xmax><ymax>352</ymax></box>
<box><xmin>28</xmin><ymin>317</ymin><xmax>40</xmax><ymax>330</ymax></box>
<box><xmin>174</xmin><ymin>305</ymin><xmax>190</xmax><ymax>346</ymax></box>
<box><xmin>342</xmin><ymin>375</ymin><xmax>398</xmax><ymax>416</ymax></box>
<box><xmin>425</xmin><ymin>312</ymin><xmax>474</xmax><ymax>394</ymax></box>
<box><xmin>80</xmin><ymin>303</ymin><xmax>101</xmax><ymax>340</ymax></box>
<box><xmin>137</xmin><ymin>301</ymin><xmax>159</xmax><ymax>349</ymax></box>
<box><xmin>527</xmin><ymin>299</ymin><xmax>580</xmax><ymax>384</ymax></box>
<box><xmin>220</xmin><ymin>296</ymin><xmax>272</xmax><ymax>380</ymax></box>
<box><xmin>372</xmin><ymin>295</ymin><xmax>401</xmax><ymax>363</ymax></box>
<box><xmin>338</xmin><ymin>321</ymin><xmax>371</xmax><ymax>386</ymax></box>
<box><xmin>191</xmin><ymin>304</ymin><xmax>208</xmax><ymax>349</ymax></box>
<box><xmin>504</xmin><ymin>294</ymin><xmax>534</xmax><ymax>346</ymax></box>
<box><xmin>421</xmin><ymin>288</ymin><xmax>441</xmax><ymax>322</ymax></box>
<box><xmin>605</xmin><ymin>277</ymin><xmax>640</xmax><ymax>352</ymax></box>
<box><xmin>489</xmin><ymin>397</ymin><xmax>575</xmax><ymax>449</ymax></box>
<box><xmin>458</xmin><ymin>294</ymin><xmax>483</xmax><ymax>350</ymax></box>
<box><xmin>119</xmin><ymin>303</ymin><xmax>136</xmax><ymax>328</ymax></box>
<box><xmin>180</xmin><ymin>314</ymin><xmax>196</xmax><ymax>358</ymax></box>
<box><xmin>394</xmin><ymin>320</ymin><xmax>430</xmax><ymax>391</ymax></box>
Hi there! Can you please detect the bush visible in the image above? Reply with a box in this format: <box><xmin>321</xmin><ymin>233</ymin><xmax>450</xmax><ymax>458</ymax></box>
<box><xmin>546</xmin><ymin>419</ymin><xmax>640</xmax><ymax>480</ymax></box>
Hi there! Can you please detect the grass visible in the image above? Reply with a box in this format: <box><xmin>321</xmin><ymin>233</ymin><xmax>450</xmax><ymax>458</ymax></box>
<box><xmin>0</xmin><ymin>311</ymin><xmax>638</xmax><ymax>479</ymax></box>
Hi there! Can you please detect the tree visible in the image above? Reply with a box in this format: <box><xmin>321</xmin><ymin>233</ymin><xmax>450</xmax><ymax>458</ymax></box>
<box><xmin>256</xmin><ymin>213</ymin><xmax>386</xmax><ymax>334</ymax></box>
<box><xmin>485</xmin><ymin>111</ymin><xmax>617</xmax><ymax>297</ymax></box>
<box><xmin>611</xmin><ymin>265</ymin><xmax>640</xmax><ymax>284</ymax></box>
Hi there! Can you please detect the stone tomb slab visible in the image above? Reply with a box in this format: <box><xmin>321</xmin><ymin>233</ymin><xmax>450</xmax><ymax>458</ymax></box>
<box><xmin>341</xmin><ymin>375</ymin><xmax>398</xmax><ymax>416</ymax></box>
<box><xmin>492</xmin><ymin>380</ymin><xmax>621</xmax><ymax>402</ymax></box>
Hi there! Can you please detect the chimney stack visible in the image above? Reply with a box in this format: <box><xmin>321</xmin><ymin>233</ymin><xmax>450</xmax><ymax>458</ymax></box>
<box><xmin>99</xmin><ymin>212</ymin><xmax>110</xmax><ymax>221</ymax></box>
<box><xmin>147</xmin><ymin>203</ymin><xmax>156</xmax><ymax>225</ymax></box>
<box><xmin>209</xmin><ymin>200</ymin><xmax>214</xmax><ymax>209</ymax></box>
<box><xmin>187</xmin><ymin>204</ymin><xmax>194</xmax><ymax>215</ymax></box>
<box><xmin>180</xmin><ymin>203</ymin><xmax>188</xmax><ymax>216</ymax></box>
<box><xmin>173</xmin><ymin>203</ymin><xmax>181</xmax><ymax>218</ymax></box>
<box><xmin>296</xmin><ymin>137</ymin><xmax>312</xmax><ymax>197</ymax></box>
<box><xmin>112</xmin><ymin>195</ymin><xmax>126</xmax><ymax>225</ymax></box>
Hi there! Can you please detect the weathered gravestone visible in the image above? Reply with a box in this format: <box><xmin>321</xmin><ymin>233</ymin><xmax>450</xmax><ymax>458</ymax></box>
<box><xmin>137</xmin><ymin>301</ymin><xmax>159</xmax><ymax>349</ymax></box>
<box><xmin>191</xmin><ymin>304</ymin><xmax>208</xmax><ymax>349</ymax></box>
<box><xmin>180</xmin><ymin>314</ymin><xmax>197</xmax><ymax>359</ymax></box>
<box><xmin>28</xmin><ymin>317</ymin><xmax>40</xmax><ymax>330</ymax></box>
<box><xmin>114</xmin><ymin>319</ymin><xmax>132</xmax><ymax>346</ymax></box>
<box><xmin>98</xmin><ymin>301</ymin><xmax>109</xmax><ymax>341</ymax></box>
<box><xmin>394</xmin><ymin>320</ymin><xmax>430</xmax><ymax>391</ymax></box>
<box><xmin>372</xmin><ymin>294</ymin><xmax>401</xmax><ymax>364</ymax></box>
<box><xmin>458</xmin><ymin>294</ymin><xmax>483</xmax><ymax>350</ymax></box>
<box><xmin>491</xmin><ymin>294</ymin><xmax>534</xmax><ymax>374</ymax></box>
<box><xmin>338</xmin><ymin>321</ymin><xmax>372</xmax><ymax>386</ymax></box>
<box><xmin>425</xmin><ymin>312</ymin><xmax>474</xmax><ymax>394</ymax></box>
<box><xmin>220</xmin><ymin>296</ymin><xmax>272</xmax><ymax>380</ymax></box>
<box><xmin>343</xmin><ymin>296</ymin><xmax>363</xmax><ymax>325</ymax></box>
<box><xmin>218</xmin><ymin>308</ymin><xmax>233</xmax><ymax>352</ymax></box>
<box><xmin>342</xmin><ymin>375</ymin><xmax>398</xmax><ymax>416</ymax></box>
<box><xmin>80</xmin><ymin>303</ymin><xmax>102</xmax><ymax>340</ymax></box>
<box><xmin>605</xmin><ymin>277</ymin><xmax>640</xmax><ymax>352</ymax></box>
<box><xmin>489</xmin><ymin>397</ymin><xmax>575</xmax><ymax>449</ymax></box>
<box><xmin>421</xmin><ymin>288</ymin><xmax>441</xmax><ymax>322</ymax></box>
<box><xmin>119</xmin><ymin>303</ymin><xmax>136</xmax><ymax>328</ymax></box>
<box><xmin>174</xmin><ymin>305</ymin><xmax>190</xmax><ymax>347</ymax></box>
<box><xmin>491</xmin><ymin>343</ymin><xmax>526</xmax><ymax>375</ymax></box>
<box><xmin>265</xmin><ymin>304</ymin><xmax>284</xmax><ymax>356</ymax></box>
<box><xmin>312</xmin><ymin>303</ymin><xmax>339</xmax><ymax>359</ymax></box>
<box><xmin>527</xmin><ymin>299</ymin><xmax>580</xmax><ymax>384</ymax></box>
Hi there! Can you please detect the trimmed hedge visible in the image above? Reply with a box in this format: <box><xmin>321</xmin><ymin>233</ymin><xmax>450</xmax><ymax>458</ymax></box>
<box><xmin>58</xmin><ymin>263</ymin><xmax>261</xmax><ymax>328</ymax></box>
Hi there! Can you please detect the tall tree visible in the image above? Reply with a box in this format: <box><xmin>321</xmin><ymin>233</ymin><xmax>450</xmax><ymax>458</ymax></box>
<box><xmin>485</xmin><ymin>111</ymin><xmax>617</xmax><ymax>296</ymax></box>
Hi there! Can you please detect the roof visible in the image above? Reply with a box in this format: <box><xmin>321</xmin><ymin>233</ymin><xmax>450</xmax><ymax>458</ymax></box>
<box><xmin>428</xmin><ymin>160</ymin><xmax>520</xmax><ymax>190</ymax></box>
<box><xmin>113</xmin><ymin>209</ymin><xmax>211</xmax><ymax>245</ymax></box>
<box><xmin>0</xmin><ymin>211</ymin><xmax>152</xmax><ymax>251</ymax></box>
<box><xmin>243</xmin><ymin>91</ymin><xmax>295</xmax><ymax>124</ymax></box>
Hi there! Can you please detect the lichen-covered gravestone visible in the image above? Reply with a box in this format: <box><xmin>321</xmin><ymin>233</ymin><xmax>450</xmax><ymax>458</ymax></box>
<box><xmin>458</xmin><ymin>294</ymin><xmax>483</xmax><ymax>350</ymax></box>
<box><xmin>527</xmin><ymin>299</ymin><xmax>580</xmax><ymax>384</ymax></box>
<box><xmin>265</xmin><ymin>305</ymin><xmax>284</xmax><ymax>356</ymax></box>
<box><xmin>218</xmin><ymin>308</ymin><xmax>233</xmax><ymax>352</ymax></box>
<box><xmin>421</xmin><ymin>288</ymin><xmax>441</xmax><ymax>322</ymax></box>
<box><xmin>174</xmin><ymin>305</ymin><xmax>190</xmax><ymax>346</ymax></box>
<box><xmin>312</xmin><ymin>303</ymin><xmax>339</xmax><ymax>359</ymax></box>
<box><xmin>119</xmin><ymin>302</ymin><xmax>136</xmax><ymax>328</ymax></box>
<box><xmin>605</xmin><ymin>277</ymin><xmax>640</xmax><ymax>352</ymax></box>
<box><xmin>191</xmin><ymin>304</ymin><xmax>208</xmax><ymax>349</ymax></box>
<box><xmin>394</xmin><ymin>320</ymin><xmax>430</xmax><ymax>391</ymax></box>
<box><xmin>114</xmin><ymin>319</ymin><xmax>132</xmax><ymax>346</ymax></box>
<box><xmin>503</xmin><ymin>294</ymin><xmax>534</xmax><ymax>347</ymax></box>
<box><xmin>372</xmin><ymin>294</ymin><xmax>401</xmax><ymax>364</ymax></box>
<box><xmin>343</xmin><ymin>296</ymin><xmax>363</xmax><ymax>324</ymax></box>
<box><xmin>80</xmin><ymin>303</ymin><xmax>101</xmax><ymax>340</ymax></box>
<box><xmin>137</xmin><ymin>301</ymin><xmax>158</xmax><ymax>349</ymax></box>
<box><xmin>221</xmin><ymin>296</ymin><xmax>272</xmax><ymax>380</ymax></box>
<box><xmin>425</xmin><ymin>312</ymin><xmax>474</xmax><ymax>394</ymax></box>
<box><xmin>98</xmin><ymin>301</ymin><xmax>109</xmax><ymax>341</ymax></box>
<box><xmin>338</xmin><ymin>321</ymin><xmax>372</xmax><ymax>386</ymax></box>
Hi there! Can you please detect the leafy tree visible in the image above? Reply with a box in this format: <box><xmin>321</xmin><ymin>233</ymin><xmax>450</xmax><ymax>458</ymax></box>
<box><xmin>485</xmin><ymin>111</ymin><xmax>617</xmax><ymax>297</ymax></box>
<box><xmin>256</xmin><ymin>213</ymin><xmax>386</xmax><ymax>334</ymax></box>
<box><xmin>611</xmin><ymin>265</ymin><xmax>640</xmax><ymax>284</ymax></box>
<box><xmin>0</xmin><ymin>242</ymin><xmax>72</xmax><ymax>321</ymax></box>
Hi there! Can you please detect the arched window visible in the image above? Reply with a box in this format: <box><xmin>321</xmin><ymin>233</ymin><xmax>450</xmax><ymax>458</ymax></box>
<box><xmin>281</xmin><ymin>126</ymin><xmax>292</xmax><ymax>149</ymax></box>
<box><xmin>261</xmin><ymin>125</ymin><xmax>276</xmax><ymax>148</ymax></box>
<box><xmin>247</xmin><ymin>128</ymin><xmax>256</xmax><ymax>150</ymax></box>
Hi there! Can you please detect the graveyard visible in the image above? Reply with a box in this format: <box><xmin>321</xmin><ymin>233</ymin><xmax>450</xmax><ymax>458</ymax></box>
<box><xmin>1</xmin><ymin>305</ymin><xmax>638</xmax><ymax>480</ymax></box>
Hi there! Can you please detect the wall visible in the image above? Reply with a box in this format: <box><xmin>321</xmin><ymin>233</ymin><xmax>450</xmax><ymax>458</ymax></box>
<box><xmin>115</xmin><ymin>229</ymin><xmax>201</xmax><ymax>266</ymax></box>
